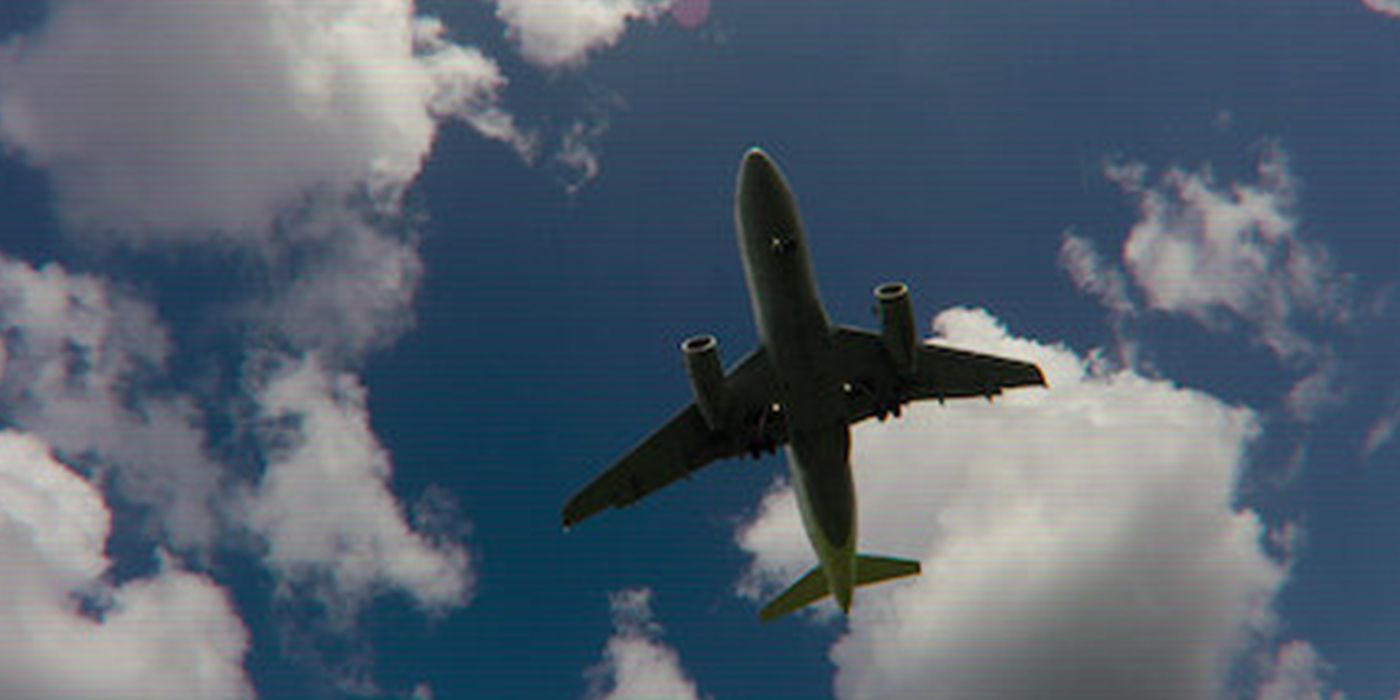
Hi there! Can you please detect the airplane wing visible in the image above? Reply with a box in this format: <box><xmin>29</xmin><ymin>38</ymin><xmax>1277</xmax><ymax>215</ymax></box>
<box><xmin>832</xmin><ymin>326</ymin><xmax>1046</xmax><ymax>424</ymax></box>
<box><xmin>562</xmin><ymin>348</ymin><xmax>784</xmax><ymax>529</ymax></box>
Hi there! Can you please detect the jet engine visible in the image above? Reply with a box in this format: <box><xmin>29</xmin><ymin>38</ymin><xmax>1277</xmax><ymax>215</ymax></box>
<box><xmin>682</xmin><ymin>334</ymin><xmax>726</xmax><ymax>430</ymax></box>
<box><xmin>875</xmin><ymin>281</ymin><xmax>916</xmax><ymax>373</ymax></box>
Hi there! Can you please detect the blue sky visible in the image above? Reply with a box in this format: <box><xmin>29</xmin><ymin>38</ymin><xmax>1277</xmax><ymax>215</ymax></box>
<box><xmin>0</xmin><ymin>1</ymin><xmax>1398</xmax><ymax>699</ymax></box>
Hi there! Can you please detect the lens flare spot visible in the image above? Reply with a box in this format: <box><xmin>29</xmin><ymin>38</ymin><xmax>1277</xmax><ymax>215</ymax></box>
<box><xmin>670</xmin><ymin>0</ymin><xmax>711</xmax><ymax>29</ymax></box>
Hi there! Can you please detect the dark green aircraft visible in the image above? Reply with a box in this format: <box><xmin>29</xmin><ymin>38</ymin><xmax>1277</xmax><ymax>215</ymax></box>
<box><xmin>563</xmin><ymin>148</ymin><xmax>1046</xmax><ymax>621</ymax></box>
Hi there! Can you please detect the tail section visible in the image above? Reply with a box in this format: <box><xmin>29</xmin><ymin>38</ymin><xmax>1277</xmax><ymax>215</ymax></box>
<box><xmin>759</xmin><ymin>554</ymin><xmax>920</xmax><ymax>622</ymax></box>
<box><xmin>759</xmin><ymin>566</ymin><xmax>828</xmax><ymax>622</ymax></box>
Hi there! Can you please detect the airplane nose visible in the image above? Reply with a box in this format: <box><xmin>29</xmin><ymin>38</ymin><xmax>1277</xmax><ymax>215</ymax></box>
<box><xmin>742</xmin><ymin>147</ymin><xmax>776</xmax><ymax>180</ymax></box>
<box><xmin>735</xmin><ymin>147</ymin><xmax>800</xmax><ymax>239</ymax></box>
<box><xmin>738</xmin><ymin>147</ymin><xmax>784</xmax><ymax>198</ymax></box>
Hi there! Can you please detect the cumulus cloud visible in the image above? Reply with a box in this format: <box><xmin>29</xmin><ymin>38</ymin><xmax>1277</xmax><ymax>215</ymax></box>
<box><xmin>0</xmin><ymin>430</ymin><xmax>251</xmax><ymax>700</ymax></box>
<box><xmin>0</xmin><ymin>255</ymin><xmax>223</xmax><ymax>547</ymax></box>
<box><xmin>1104</xmin><ymin>144</ymin><xmax>1349</xmax><ymax>363</ymax></box>
<box><xmin>1</xmin><ymin>0</ymin><xmax>487</xmax><ymax>611</ymax></box>
<box><xmin>414</xmin><ymin>16</ymin><xmax>537</xmax><ymax>159</ymax></box>
<box><xmin>0</xmin><ymin>0</ymin><xmax>683</xmax><ymax>692</ymax></box>
<box><xmin>495</xmin><ymin>0</ymin><xmax>675</xmax><ymax>68</ymax></box>
<box><xmin>1362</xmin><ymin>0</ymin><xmax>1400</xmax><ymax>18</ymax></box>
<box><xmin>255</xmin><ymin>206</ymin><xmax>424</xmax><ymax>362</ymax></box>
<box><xmin>737</xmin><ymin>308</ymin><xmax>1285</xmax><ymax>700</ymax></box>
<box><xmin>1068</xmin><ymin>144</ymin><xmax>1355</xmax><ymax>420</ymax></box>
<box><xmin>1253</xmin><ymin>640</ymin><xmax>1341</xmax><ymax>700</ymax></box>
<box><xmin>245</xmin><ymin>353</ymin><xmax>471</xmax><ymax>614</ymax></box>
<box><xmin>585</xmin><ymin>588</ymin><xmax>702</xmax><ymax>700</ymax></box>
<box><xmin>0</xmin><ymin>0</ymin><xmax>530</xmax><ymax>241</ymax></box>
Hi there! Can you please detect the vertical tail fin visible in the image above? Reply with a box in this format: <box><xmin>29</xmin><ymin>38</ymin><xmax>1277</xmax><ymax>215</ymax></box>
<box><xmin>758</xmin><ymin>554</ymin><xmax>921</xmax><ymax>622</ymax></box>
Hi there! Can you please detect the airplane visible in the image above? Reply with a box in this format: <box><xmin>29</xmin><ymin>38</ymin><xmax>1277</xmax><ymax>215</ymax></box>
<box><xmin>562</xmin><ymin>148</ymin><xmax>1046</xmax><ymax>622</ymax></box>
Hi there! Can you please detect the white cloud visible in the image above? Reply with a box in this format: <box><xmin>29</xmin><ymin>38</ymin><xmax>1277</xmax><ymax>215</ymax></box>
<box><xmin>1106</xmin><ymin>144</ymin><xmax>1349</xmax><ymax>364</ymax></box>
<box><xmin>245</xmin><ymin>353</ymin><xmax>471</xmax><ymax>614</ymax></box>
<box><xmin>1283</xmin><ymin>352</ymin><xmax>1346</xmax><ymax>422</ymax></box>
<box><xmin>1058</xmin><ymin>230</ymin><xmax>1142</xmax><ymax>368</ymax></box>
<box><xmin>1362</xmin><ymin>402</ymin><xmax>1400</xmax><ymax>461</ymax></box>
<box><xmin>0</xmin><ymin>430</ymin><xmax>251</xmax><ymax>700</ymax></box>
<box><xmin>557</xmin><ymin>118</ymin><xmax>609</xmax><ymax>194</ymax></box>
<box><xmin>0</xmin><ymin>0</ymin><xmax>534</xmax><ymax>364</ymax></box>
<box><xmin>0</xmin><ymin>255</ymin><xmax>222</xmax><ymax>548</ymax></box>
<box><xmin>1362</xmin><ymin>0</ymin><xmax>1400</xmax><ymax>19</ymax></box>
<box><xmin>256</xmin><ymin>206</ymin><xmax>424</xmax><ymax>362</ymax></box>
<box><xmin>585</xmin><ymin>588</ymin><xmax>702</xmax><ymax>700</ymax></box>
<box><xmin>1077</xmin><ymin>145</ymin><xmax>1357</xmax><ymax>421</ymax></box>
<box><xmin>414</xmin><ymin>16</ymin><xmax>537</xmax><ymax>160</ymax></box>
<box><xmin>737</xmin><ymin>308</ymin><xmax>1285</xmax><ymax>700</ymax></box>
<box><xmin>1254</xmin><ymin>641</ymin><xmax>1341</xmax><ymax>700</ymax></box>
<box><xmin>1059</xmin><ymin>231</ymin><xmax>1136</xmax><ymax>318</ymax></box>
<box><xmin>0</xmin><ymin>0</ymin><xmax>692</xmax><ymax>691</ymax></box>
<box><xmin>495</xmin><ymin>0</ymin><xmax>675</xmax><ymax>68</ymax></box>
<box><xmin>0</xmin><ymin>0</ymin><xmax>530</xmax><ymax>241</ymax></box>
<box><xmin>0</xmin><ymin>2</ymin><xmax>513</xmax><ymax>690</ymax></box>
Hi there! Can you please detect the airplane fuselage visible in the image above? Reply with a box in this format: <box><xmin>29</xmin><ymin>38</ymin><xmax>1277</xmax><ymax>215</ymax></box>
<box><xmin>735</xmin><ymin>149</ymin><xmax>857</xmax><ymax>612</ymax></box>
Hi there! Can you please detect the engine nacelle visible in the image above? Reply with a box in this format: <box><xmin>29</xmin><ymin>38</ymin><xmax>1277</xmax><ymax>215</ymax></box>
<box><xmin>875</xmin><ymin>281</ymin><xmax>917</xmax><ymax>373</ymax></box>
<box><xmin>682</xmin><ymin>334</ymin><xmax>726</xmax><ymax>430</ymax></box>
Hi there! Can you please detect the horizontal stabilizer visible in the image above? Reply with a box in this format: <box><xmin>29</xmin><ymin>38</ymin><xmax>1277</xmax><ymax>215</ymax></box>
<box><xmin>759</xmin><ymin>565</ymin><xmax>827</xmax><ymax>623</ymax></box>
<box><xmin>854</xmin><ymin>553</ymin><xmax>921</xmax><ymax>586</ymax></box>
<box><xmin>759</xmin><ymin>554</ymin><xmax>922</xmax><ymax>622</ymax></box>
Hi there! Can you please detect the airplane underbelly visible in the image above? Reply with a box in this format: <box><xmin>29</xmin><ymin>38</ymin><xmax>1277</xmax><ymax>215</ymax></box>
<box><xmin>763</xmin><ymin>313</ymin><xmax>847</xmax><ymax>431</ymax></box>
<box><xmin>787</xmin><ymin>425</ymin><xmax>855</xmax><ymax>553</ymax></box>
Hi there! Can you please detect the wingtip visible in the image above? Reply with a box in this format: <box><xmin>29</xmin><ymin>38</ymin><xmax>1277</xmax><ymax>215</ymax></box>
<box><xmin>1030</xmin><ymin>364</ymin><xmax>1049</xmax><ymax>388</ymax></box>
